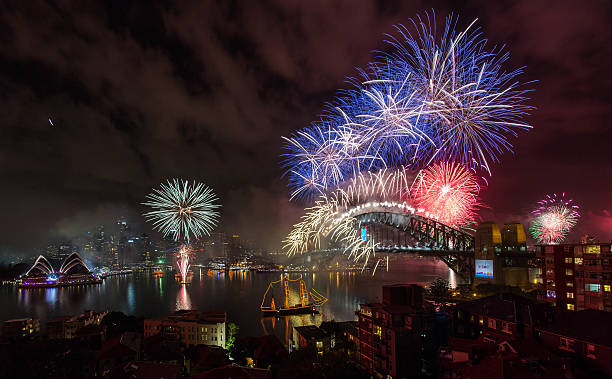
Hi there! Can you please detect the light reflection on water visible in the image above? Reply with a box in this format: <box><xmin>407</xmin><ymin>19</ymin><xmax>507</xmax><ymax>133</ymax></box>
<box><xmin>1</xmin><ymin>256</ymin><xmax>449</xmax><ymax>344</ymax></box>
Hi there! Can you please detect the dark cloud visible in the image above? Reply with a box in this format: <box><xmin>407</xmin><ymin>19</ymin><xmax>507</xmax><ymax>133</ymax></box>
<box><xmin>0</xmin><ymin>0</ymin><xmax>610</xmax><ymax>254</ymax></box>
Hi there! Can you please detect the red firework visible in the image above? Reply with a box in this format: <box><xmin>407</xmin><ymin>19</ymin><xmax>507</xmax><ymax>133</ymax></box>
<box><xmin>411</xmin><ymin>162</ymin><xmax>481</xmax><ymax>227</ymax></box>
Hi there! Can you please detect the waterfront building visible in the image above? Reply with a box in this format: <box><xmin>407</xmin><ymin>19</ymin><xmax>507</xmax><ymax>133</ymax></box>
<box><xmin>144</xmin><ymin>310</ymin><xmax>226</xmax><ymax>348</ymax></box>
<box><xmin>1</xmin><ymin>317</ymin><xmax>39</xmax><ymax>339</ymax></box>
<box><xmin>356</xmin><ymin>284</ymin><xmax>430</xmax><ymax>378</ymax></box>
<box><xmin>538</xmin><ymin>243</ymin><xmax>612</xmax><ymax>311</ymax></box>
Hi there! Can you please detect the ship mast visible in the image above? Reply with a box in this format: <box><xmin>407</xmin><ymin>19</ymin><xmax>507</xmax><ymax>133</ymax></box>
<box><xmin>283</xmin><ymin>275</ymin><xmax>290</xmax><ymax>309</ymax></box>
<box><xmin>299</xmin><ymin>275</ymin><xmax>309</xmax><ymax>306</ymax></box>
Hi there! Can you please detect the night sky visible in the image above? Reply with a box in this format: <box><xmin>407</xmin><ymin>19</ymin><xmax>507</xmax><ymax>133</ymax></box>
<box><xmin>0</xmin><ymin>1</ymin><xmax>610</xmax><ymax>255</ymax></box>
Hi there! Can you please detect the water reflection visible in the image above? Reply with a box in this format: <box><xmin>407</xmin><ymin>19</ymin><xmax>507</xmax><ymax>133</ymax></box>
<box><xmin>261</xmin><ymin>313</ymin><xmax>322</xmax><ymax>345</ymax></box>
<box><xmin>176</xmin><ymin>285</ymin><xmax>191</xmax><ymax>310</ymax></box>
<box><xmin>4</xmin><ymin>256</ymin><xmax>450</xmax><ymax>340</ymax></box>
<box><xmin>448</xmin><ymin>268</ymin><xmax>457</xmax><ymax>289</ymax></box>
<box><xmin>126</xmin><ymin>282</ymin><xmax>135</xmax><ymax>314</ymax></box>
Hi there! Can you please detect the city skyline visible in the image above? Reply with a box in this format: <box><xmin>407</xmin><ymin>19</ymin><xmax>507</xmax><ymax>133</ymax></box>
<box><xmin>0</xmin><ymin>1</ymin><xmax>610</xmax><ymax>257</ymax></box>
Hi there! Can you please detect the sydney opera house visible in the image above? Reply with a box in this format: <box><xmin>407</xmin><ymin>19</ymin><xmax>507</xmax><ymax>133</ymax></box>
<box><xmin>18</xmin><ymin>253</ymin><xmax>102</xmax><ymax>288</ymax></box>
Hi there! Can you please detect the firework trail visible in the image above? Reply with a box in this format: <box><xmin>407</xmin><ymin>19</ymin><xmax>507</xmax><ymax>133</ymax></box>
<box><xmin>175</xmin><ymin>245</ymin><xmax>192</xmax><ymax>284</ymax></box>
<box><xmin>143</xmin><ymin>179</ymin><xmax>220</xmax><ymax>243</ymax></box>
<box><xmin>411</xmin><ymin>162</ymin><xmax>481</xmax><ymax>228</ymax></box>
<box><xmin>530</xmin><ymin>193</ymin><xmax>580</xmax><ymax>244</ymax></box>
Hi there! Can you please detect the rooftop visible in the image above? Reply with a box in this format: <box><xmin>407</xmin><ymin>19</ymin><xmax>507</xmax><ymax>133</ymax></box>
<box><xmin>454</xmin><ymin>293</ymin><xmax>549</xmax><ymax>325</ymax></box>
<box><xmin>163</xmin><ymin>310</ymin><xmax>226</xmax><ymax>324</ymax></box>
<box><xmin>122</xmin><ymin>361</ymin><xmax>180</xmax><ymax>379</ymax></box>
<box><xmin>537</xmin><ymin>309</ymin><xmax>612</xmax><ymax>347</ymax></box>
<box><xmin>294</xmin><ymin>325</ymin><xmax>328</xmax><ymax>340</ymax></box>
<box><xmin>193</xmin><ymin>364</ymin><xmax>271</xmax><ymax>379</ymax></box>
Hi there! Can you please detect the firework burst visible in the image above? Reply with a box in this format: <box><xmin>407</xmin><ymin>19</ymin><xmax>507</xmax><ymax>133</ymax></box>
<box><xmin>281</xmin><ymin>12</ymin><xmax>533</xmax><ymax>197</ymax></box>
<box><xmin>411</xmin><ymin>162</ymin><xmax>481</xmax><ymax>228</ymax></box>
<box><xmin>143</xmin><ymin>179</ymin><xmax>220</xmax><ymax>243</ymax></box>
<box><xmin>380</xmin><ymin>13</ymin><xmax>533</xmax><ymax>173</ymax></box>
<box><xmin>530</xmin><ymin>193</ymin><xmax>580</xmax><ymax>244</ymax></box>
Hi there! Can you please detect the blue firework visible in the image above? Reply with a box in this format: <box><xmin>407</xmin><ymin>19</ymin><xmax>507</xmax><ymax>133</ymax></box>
<box><xmin>282</xmin><ymin>11</ymin><xmax>533</xmax><ymax>200</ymax></box>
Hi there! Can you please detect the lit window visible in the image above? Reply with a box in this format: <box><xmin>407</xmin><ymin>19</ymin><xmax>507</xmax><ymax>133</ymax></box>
<box><xmin>567</xmin><ymin>292</ymin><xmax>574</xmax><ymax>299</ymax></box>
<box><xmin>566</xmin><ymin>269</ymin><xmax>573</xmax><ymax>276</ymax></box>
<box><xmin>566</xmin><ymin>282</ymin><xmax>574</xmax><ymax>287</ymax></box>
<box><xmin>373</xmin><ymin>325</ymin><xmax>382</xmax><ymax>338</ymax></box>
<box><xmin>567</xmin><ymin>304</ymin><xmax>575</xmax><ymax>310</ymax></box>
<box><xmin>605</xmin><ymin>285</ymin><xmax>611</xmax><ymax>292</ymax></box>
<box><xmin>585</xmin><ymin>245</ymin><xmax>601</xmax><ymax>254</ymax></box>
<box><xmin>586</xmin><ymin>283</ymin><xmax>601</xmax><ymax>292</ymax></box>
<box><xmin>316</xmin><ymin>341</ymin><xmax>323</xmax><ymax>349</ymax></box>
<box><xmin>565</xmin><ymin>257</ymin><xmax>572</xmax><ymax>263</ymax></box>
<box><xmin>479</xmin><ymin>317</ymin><xmax>484</xmax><ymax>325</ymax></box>
<box><xmin>575</xmin><ymin>258</ymin><xmax>583</xmax><ymax>265</ymax></box>
<box><xmin>546</xmin><ymin>290</ymin><xmax>556</xmax><ymax>299</ymax></box>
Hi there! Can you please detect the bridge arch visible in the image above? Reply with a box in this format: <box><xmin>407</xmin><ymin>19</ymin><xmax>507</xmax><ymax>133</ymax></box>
<box><xmin>354</xmin><ymin>211</ymin><xmax>475</xmax><ymax>282</ymax></box>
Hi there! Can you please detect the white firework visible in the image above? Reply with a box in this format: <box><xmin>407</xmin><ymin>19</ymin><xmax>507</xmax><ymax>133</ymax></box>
<box><xmin>143</xmin><ymin>179</ymin><xmax>220</xmax><ymax>242</ymax></box>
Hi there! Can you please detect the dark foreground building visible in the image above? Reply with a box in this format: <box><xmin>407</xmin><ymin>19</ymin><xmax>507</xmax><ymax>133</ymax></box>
<box><xmin>356</xmin><ymin>284</ymin><xmax>430</xmax><ymax>378</ymax></box>
<box><xmin>444</xmin><ymin>293</ymin><xmax>612</xmax><ymax>377</ymax></box>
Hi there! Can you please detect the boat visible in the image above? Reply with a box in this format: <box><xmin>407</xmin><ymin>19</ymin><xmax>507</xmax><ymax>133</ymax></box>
<box><xmin>260</xmin><ymin>275</ymin><xmax>327</xmax><ymax>317</ymax></box>
<box><xmin>175</xmin><ymin>270</ymin><xmax>193</xmax><ymax>284</ymax></box>
<box><xmin>152</xmin><ymin>269</ymin><xmax>164</xmax><ymax>278</ymax></box>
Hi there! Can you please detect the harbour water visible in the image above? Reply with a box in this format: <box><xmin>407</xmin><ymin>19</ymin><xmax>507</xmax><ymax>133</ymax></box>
<box><xmin>0</xmin><ymin>256</ymin><xmax>452</xmax><ymax>344</ymax></box>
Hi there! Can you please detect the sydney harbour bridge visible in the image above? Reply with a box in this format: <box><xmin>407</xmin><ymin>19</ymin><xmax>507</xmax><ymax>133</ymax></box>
<box><xmin>289</xmin><ymin>201</ymin><xmax>477</xmax><ymax>284</ymax></box>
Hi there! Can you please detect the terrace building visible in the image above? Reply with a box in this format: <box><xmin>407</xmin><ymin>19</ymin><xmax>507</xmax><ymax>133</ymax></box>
<box><xmin>144</xmin><ymin>310</ymin><xmax>226</xmax><ymax>348</ymax></box>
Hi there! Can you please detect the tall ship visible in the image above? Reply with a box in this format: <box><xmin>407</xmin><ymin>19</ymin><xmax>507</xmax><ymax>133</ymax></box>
<box><xmin>260</xmin><ymin>275</ymin><xmax>327</xmax><ymax>316</ymax></box>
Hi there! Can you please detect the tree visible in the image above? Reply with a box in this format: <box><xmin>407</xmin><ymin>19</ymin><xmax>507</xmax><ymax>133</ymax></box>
<box><xmin>428</xmin><ymin>277</ymin><xmax>450</xmax><ymax>299</ymax></box>
<box><xmin>225</xmin><ymin>322</ymin><xmax>239</xmax><ymax>351</ymax></box>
